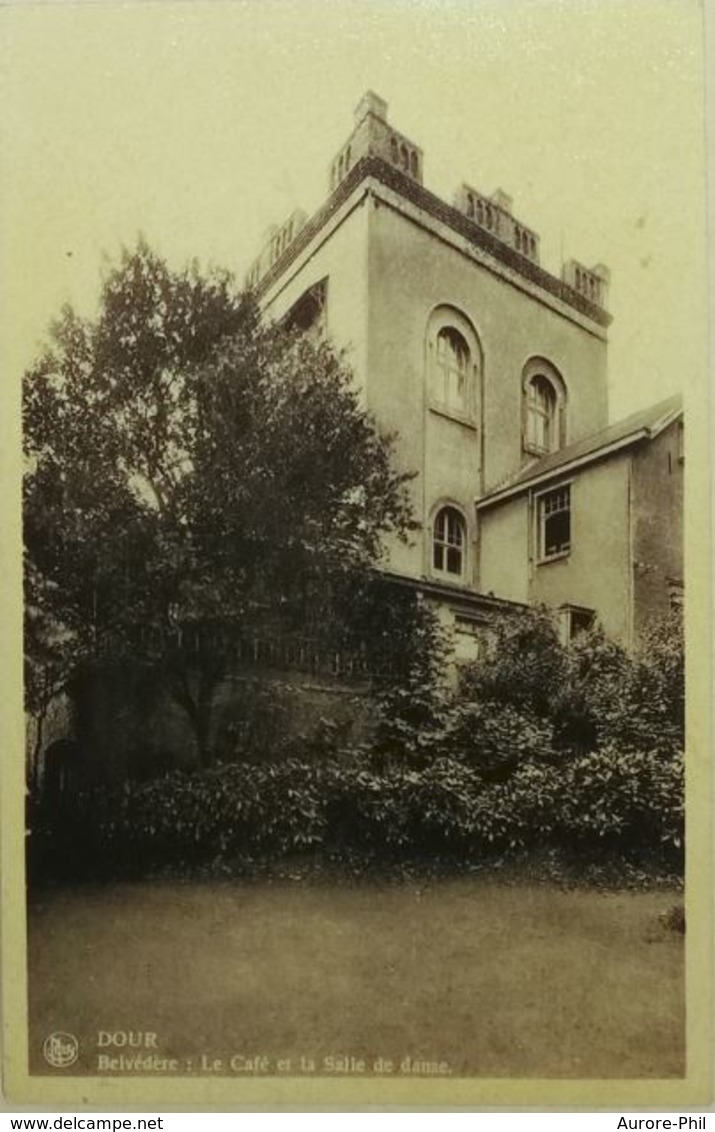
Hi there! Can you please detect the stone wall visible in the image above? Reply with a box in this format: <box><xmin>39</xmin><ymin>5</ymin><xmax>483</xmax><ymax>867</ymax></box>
<box><xmin>48</xmin><ymin>660</ymin><xmax>374</xmax><ymax>791</ymax></box>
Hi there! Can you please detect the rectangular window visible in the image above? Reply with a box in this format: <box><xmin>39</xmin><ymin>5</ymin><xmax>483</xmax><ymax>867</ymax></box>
<box><xmin>454</xmin><ymin>614</ymin><xmax>484</xmax><ymax>636</ymax></box>
<box><xmin>569</xmin><ymin>607</ymin><xmax>594</xmax><ymax>637</ymax></box>
<box><xmin>556</xmin><ymin>605</ymin><xmax>594</xmax><ymax>643</ymax></box>
<box><xmin>453</xmin><ymin>616</ymin><xmax>485</xmax><ymax>662</ymax></box>
<box><xmin>538</xmin><ymin>486</ymin><xmax>571</xmax><ymax>560</ymax></box>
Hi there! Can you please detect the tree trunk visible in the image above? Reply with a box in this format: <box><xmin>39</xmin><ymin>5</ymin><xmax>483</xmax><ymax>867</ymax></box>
<box><xmin>164</xmin><ymin>657</ymin><xmax>221</xmax><ymax>768</ymax></box>
<box><xmin>195</xmin><ymin>666</ymin><xmax>219</xmax><ymax>766</ymax></box>
<box><xmin>31</xmin><ymin>709</ymin><xmax>45</xmax><ymax>794</ymax></box>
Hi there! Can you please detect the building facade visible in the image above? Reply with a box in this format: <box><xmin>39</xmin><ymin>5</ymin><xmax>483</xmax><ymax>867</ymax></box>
<box><xmin>477</xmin><ymin>397</ymin><xmax>683</xmax><ymax>643</ymax></box>
<box><xmin>248</xmin><ymin>92</ymin><xmax>683</xmax><ymax>650</ymax></box>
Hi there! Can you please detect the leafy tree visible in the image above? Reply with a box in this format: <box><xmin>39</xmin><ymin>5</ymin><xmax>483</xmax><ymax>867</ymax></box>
<box><xmin>23</xmin><ymin>562</ymin><xmax>83</xmax><ymax>787</ymax></box>
<box><xmin>23</xmin><ymin>240</ymin><xmax>414</xmax><ymax>767</ymax></box>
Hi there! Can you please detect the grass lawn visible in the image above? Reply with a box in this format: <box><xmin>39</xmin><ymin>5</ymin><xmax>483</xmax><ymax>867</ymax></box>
<box><xmin>28</xmin><ymin>877</ymin><xmax>684</xmax><ymax>1078</ymax></box>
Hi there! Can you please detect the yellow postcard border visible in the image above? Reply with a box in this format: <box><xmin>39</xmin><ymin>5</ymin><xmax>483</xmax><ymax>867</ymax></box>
<box><xmin>2</xmin><ymin>0</ymin><xmax>713</xmax><ymax>1111</ymax></box>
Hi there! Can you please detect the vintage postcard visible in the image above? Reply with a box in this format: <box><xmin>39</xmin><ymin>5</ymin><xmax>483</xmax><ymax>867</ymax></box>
<box><xmin>1</xmin><ymin>0</ymin><xmax>712</xmax><ymax>1110</ymax></box>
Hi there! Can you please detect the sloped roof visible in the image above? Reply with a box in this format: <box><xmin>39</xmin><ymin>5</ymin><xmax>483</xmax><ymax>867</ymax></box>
<box><xmin>477</xmin><ymin>393</ymin><xmax>682</xmax><ymax>509</ymax></box>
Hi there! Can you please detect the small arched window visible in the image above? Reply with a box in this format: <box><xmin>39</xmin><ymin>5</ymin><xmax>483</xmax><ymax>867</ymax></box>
<box><xmin>433</xmin><ymin>506</ymin><xmax>466</xmax><ymax>578</ymax></box>
<box><xmin>522</xmin><ymin>362</ymin><xmax>567</xmax><ymax>456</ymax></box>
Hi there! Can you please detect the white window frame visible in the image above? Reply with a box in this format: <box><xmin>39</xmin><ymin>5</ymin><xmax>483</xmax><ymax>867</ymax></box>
<box><xmin>535</xmin><ymin>483</ymin><xmax>572</xmax><ymax>563</ymax></box>
<box><xmin>434</xmin><ymin>327</ymin><xmax>470</xmax><ymax>416</ymax></box>
<box><xmin>522</xmin><ymin>360</ymin><xmax>567</xmax><ymax>457</ymax></box>
<box><xmin>426</xmin><ymin>306</ymin><xmax>482</xmax><ymax>428</ymax></box>
<box><xmin>432</xmin><ymin>505</ymin><xmax>467</xmax><ymax>580</ymax></box>
<box><xmin>557</xmin><ymin>604</ymin><xmax>595</xmax><ymax>643</ymax></box>
<box><xmin>526</xmin><ymin>375</ymin><xmax>557</xmax><ymax>453</ymax></box>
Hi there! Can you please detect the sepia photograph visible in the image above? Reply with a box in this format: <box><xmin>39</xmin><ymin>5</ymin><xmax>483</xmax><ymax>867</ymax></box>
<box><xmin>1</xmin><ymin>0</ymin><xmax>711</xmax><ymax>1109</ymax></box>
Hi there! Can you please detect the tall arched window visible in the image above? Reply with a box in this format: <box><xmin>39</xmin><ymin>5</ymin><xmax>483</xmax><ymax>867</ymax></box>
<box><xmin>435</xmin><ymin>328</ymin><xmax>470</xmax><ymax>414</ymax></box>
<box><xmin>522</xmin><ymin>360</ymin><xmax>566</xmax><ymax>456</ymax></box>
<box><xmin>526</xmin><ymin>375</ymin><xmax>557</xmax><ymax>451</ymax></box>
<box><xmin>432</xmin><ymin>506</ymin><xmax>466</xmax><ymax>578</ymax></box>
<box><xmin>426</xmin><ymin>306</ymin><xmax>482</xmax><ymax>424</ymax></box>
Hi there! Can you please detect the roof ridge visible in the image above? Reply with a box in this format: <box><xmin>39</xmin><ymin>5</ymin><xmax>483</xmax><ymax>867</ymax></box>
<box><xmin>477</xmin><ymin>393</ymin><xmax>683</xmax><ymax>508</ymax></box>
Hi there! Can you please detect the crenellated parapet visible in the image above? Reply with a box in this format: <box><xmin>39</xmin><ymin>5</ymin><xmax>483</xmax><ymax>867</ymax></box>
<box><xmin>329</xmin><ymin>90</ymin><xmax>423</xmax><ymax>193</ymax></box>
<box><xmin>453</xmin><ymin>184</ymin><xmax>540</xmax><ymax>264</ymax></box>
<box><xmin>245</xmin><ymin>92</ymin><xmax>610</xmax><ymax>319</ymax></box>
<box><xmin>561</xmin><ymin>260</ymin><xmax>610</xmax><ymax>310</ymax></box>
<box><xmin>245</xmin><ymin>209</ymin><xmax>308</xmax><ymax>290</ymax></box>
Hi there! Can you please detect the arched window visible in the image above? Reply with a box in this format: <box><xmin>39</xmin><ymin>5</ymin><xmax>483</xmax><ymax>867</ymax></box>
<box><xmin>426</xmin><ymin>306</ymin><xmax>482</xmax><ymax>424</ymax></box>
<box><xmin>522</xmin><ymin>361</ymin><xmax>566</xmax><ymax>455</ymax></box>
<box><xmin>434</xmin><ymin>328</ymin><xmax>470</xmax><ymax>414</ymax></box>
<box><xmin>433</xmin><ymin>506</ymin><xmax>466</xmax><ymax>578</ymax></box>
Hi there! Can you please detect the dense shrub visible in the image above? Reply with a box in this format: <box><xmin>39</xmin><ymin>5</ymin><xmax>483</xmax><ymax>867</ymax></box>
<box><xmin>28</xmin><ymin>744</ymin><xmax>683</xmax><ymax>882</ymax></box>
<box><xmin>443</xmin><ymin>699</ymin><xmax>554</xmax><ymax>778</ymax></box>
<box><xmin>369</xmin><ymin>598</ymin><xmax>449</xmax><ymax>766</ymax></box>
<box><xmin>559</xmin><ymin>746</ymin><xmax>684</xmax><ymax>852</ymax></box>
<box><xmin>450</xmin><ymin>608</ymin><xmax>684</xmax><ymax>763</ymax></box>
<box><xmin>29</xmin><ymin>608</ymin><xmax>685</xmax><ymax>882</ymax></box>
<box><xmin>552</xmin><ymin>614</ymin><xmax>684</xmax><ymax>756</ymax></box>
<box><xmin>550</xmin><ymin>627</ymin><xmax>632</xmax><ymax>753</ymax></box>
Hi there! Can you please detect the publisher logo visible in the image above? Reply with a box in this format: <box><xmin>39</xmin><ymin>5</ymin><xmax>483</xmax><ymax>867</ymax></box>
<box><xmin>43</xmin><ymin>1032</ymin><xmax>79</xmax><ymax>1068</ymax></box>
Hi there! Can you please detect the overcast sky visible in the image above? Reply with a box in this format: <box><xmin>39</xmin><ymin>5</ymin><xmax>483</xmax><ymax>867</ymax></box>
<box><xmin>1</xmin><ymin>0</ymin><xmax>707</xmax><ymax>420</ymax></box>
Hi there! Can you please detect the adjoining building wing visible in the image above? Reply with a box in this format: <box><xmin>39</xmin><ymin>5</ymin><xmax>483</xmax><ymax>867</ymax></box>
<box><xmin>476</xmin><ymin>395</ymin><xmax>683</xmax><ymax>645</ymax></box>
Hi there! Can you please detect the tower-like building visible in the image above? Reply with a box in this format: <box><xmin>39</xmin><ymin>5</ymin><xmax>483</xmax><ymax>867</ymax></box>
<box><xmin>247</xmin><ymin>92</ymin><xmax>683</xmax><ymax>651</ymax></box>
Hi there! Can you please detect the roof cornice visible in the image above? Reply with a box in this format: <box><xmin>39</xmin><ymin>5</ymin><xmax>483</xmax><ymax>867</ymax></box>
<box><xmin>377</xmin><ymin>569</ymin><xmax>528</xmax><ymax>612</ymax></box>
<box><xmin>255</xmin><ymin>156</ymin><xmax>612</xmax><ymax>330</ymax></box>
<box><xmin>476</xmin><ymin>432</ymin><xmax>648</xmax><ymax>510</ymax></box>
<box><xmin>476</xmin><ymin>404</ymin><xmax>683</xmax><ymax>510</ymax></box>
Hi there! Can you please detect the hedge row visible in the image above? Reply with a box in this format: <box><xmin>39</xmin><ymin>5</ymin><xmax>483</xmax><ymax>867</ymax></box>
<box><xmin>29</xmin><ymin>745</ymin><xmax>683</xmax><ymax>880</ymax></box>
